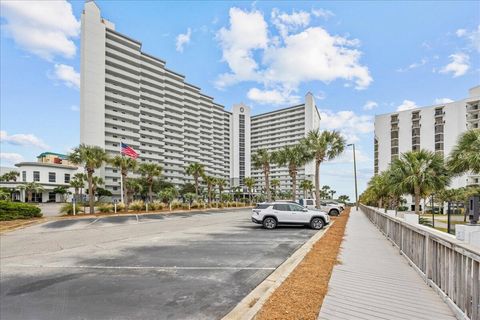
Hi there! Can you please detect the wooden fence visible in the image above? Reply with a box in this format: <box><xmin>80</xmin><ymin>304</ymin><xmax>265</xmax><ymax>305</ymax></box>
<box><xmin>361</xmin><ymin>204</ymin><xmax>480</xmax><ymax>320</ymax></box>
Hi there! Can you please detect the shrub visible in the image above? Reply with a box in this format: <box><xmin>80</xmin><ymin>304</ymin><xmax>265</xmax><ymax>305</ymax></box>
<box><xmin>170</xmin><ymin>200</ymin><xmax>182</xmax><ymax>210</ymax></box>
<box><xmin>190</xmin><ymin>201</ymin><xmax>200</xmax><ymax>209</ymax></box>
<box><xmin>0</xmin><ymin>201</ymin><xmax>43</xmax><ymax>220</ymax></box>
<box><xmin>60</xmin><ymin>203</ymin><xmax>84</xmax><ymax>215</ymax></box>
<box><xmin>149</xmin><ymin>201</ymin><xmax>165</xmax><ymax>211</ymax></box>
<box><xmin>98</xmin><ymin>203</ymin><xmax>113</xmax><ymax>213</ymax></box>
<box><xmin>116</xmin><ymin>202</ymin><xmax>126</xmax><ymax>212</ymax></box>
<box><xmin>129</xmin><ymin>200</ymin><xmax>145</xmax><ymax>211</ymax></box>
<box><xmin>181</xmin><ymin>203</ymin><xmax>190</xmax><ymax>210</ymax></box>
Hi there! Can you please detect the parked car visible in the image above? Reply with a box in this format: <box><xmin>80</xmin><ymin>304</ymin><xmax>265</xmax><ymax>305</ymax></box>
<box><xmin>251</xmin><ymin>201</ymin><xmax>330</xmax><ymax>230</ymax></box>
<box><xmin>298</xmin><ymin>198</ymin><xmax>343</xmax><ymax>216</ymax></box>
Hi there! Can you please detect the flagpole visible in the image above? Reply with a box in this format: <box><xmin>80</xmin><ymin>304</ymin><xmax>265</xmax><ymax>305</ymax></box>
<box><xmin>120</xmin><ymin>142</ymin><xmax>124</xmax><ymax>204</ymax></box>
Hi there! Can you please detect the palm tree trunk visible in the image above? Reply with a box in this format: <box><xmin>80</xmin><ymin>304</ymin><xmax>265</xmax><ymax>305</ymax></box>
<box><xmin>314</xmin><ymin>160</ymin><xmax>321</xmax><ymax>209</ymax></box>
<box><xmin>291</xmin><ymin>172</ymin><xmax>297</xmax><ymax>201</ymax></box>
<box><xmin>194</xmin><ymin>176</ymin><xmax>199</xmax><ymax>196</ymax></box>
<box><xmin>87</xmin><ymin>172</ymin><xmax>94</xmax><ymax>214</ymax></box>
<box><xmin>264</xmin><ymin>169</ymin><xmax>271</xmax><ymax>202</ymax></box>
<box><xmin>149</xmin><ymin>184</ymin><xmax>153</xmax><ymax>203</ymax></box>
<box><xmin>123</xmin><ymin>174</ymin><xmax>128</xmax><ymax>212</ymax></box>
<box><xmin>414</xmin><ymin>186</ymin><xmax>420</xmax><ymax>214</ymax></box>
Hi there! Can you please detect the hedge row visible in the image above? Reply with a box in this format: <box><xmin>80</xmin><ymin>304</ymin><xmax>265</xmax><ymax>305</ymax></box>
<box><xmin>0</xmin><ymin>201</ymin><xmax>43</xmax><ymax>221</ymax></box>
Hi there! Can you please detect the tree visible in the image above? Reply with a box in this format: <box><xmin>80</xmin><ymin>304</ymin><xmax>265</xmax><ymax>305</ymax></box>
<box><xmin>179</xmin><ymin>183</ymin><xmax>196</xmax><ymax>195</ymax></box>
<box><xmin>204</xmin><ymin>176</ymin><xmax>216</xmax><ymax>204</ymax></box>
<box><xmin>233</xmin><ymin>186</ymin><xmax>242</xmax><ymax>201</ymax></box>
<box><xmin>321</xmin><ymin>185</ymin><xmax>331</xmax><ymax>199</ymax></box>
<box><xmin>18</xmin><ymin>182</ymin><xmax>44</xmax><ymax>202</ymax></box>
<box><xmin>110</xmin><ymin>155</ymin><xmax>138</xmax><ymax>211</ymax></box>
<box><xmin>186</xmin><ymin>163</ymin><xmax>205</xmax><ymax>196</ymax></box>
<box><xmin>303</xmin><ymin>130</ymin><xmax>346</xmax><ymax>208</ymax></box>
<box><xmin>138</xmin><ymin>163</ymin><xmax>163</xmax><ymax>203</ymax></box>
<box><xmin>390</xmin><ymin>150</ymin><xmax>450</xmax><ymax>214</ymax></box>
<box><xmin>0</xmin><ymin>171</ymin><xmax>19</xmax><ymax>182</ymax></box>
<box><xmin>447</xmin><ymin>129</ymin><xmax>480</xmax><ymax>175</ymax></box>
<box><xmin>270</xmin><ymin>179</ymin><xmax>280</xmax><ymax>199</ymax></box>
<box><xmin>52</xmin><ymin>186</ymin><xmax>69</xmax><ymax>202</ymax></box>
<box><xmin>158</xmin><ymin>187</ymin><xmax>178</xmax><ymax>211</ymax></box>
<box><xmin>69</xmin><ymin>175</ymin><xmax>84</xmax><ymax>202</ymax></box>
<box><xmin>329</xmin><ymin>190</ymin><xmax>336</xmax><ymax>199</ymax></box>
<box><xmin>216</xmin><ymin>178</ymin><xmax>226</xmax><ymax>203</ymax></box>
<box><xmin>96</xmin><ymin>187</ymin><xmax>112</xmax><ymax>200</ymax></box>
<box><xmin>274</xmin><ymin>144</ymin><xmax>309</xmax><ymax>201</ymax></box>
<box><xmin>125</xmin><ymin>178</ymin><xmax>143</xmax><ymax>203</ymax></box>
<box><xmin>299</xmin><ymin>180</ymin><xmax>314</xmax><ymax>199</ymax></box>
<box><xmin>244</xmin><ymin>177</ymin><xmax>255</xmax><ymax>204</ymax></box>
<box><xmin>69</xmin><ymin>144</ymin><xmax>109</xmax><ymax>214</ymax></box>
<box><xmin>368</xmin><ymin>171</ymin><xmax>391</xmax><ymax>209</ymax></box>
<box><xmin>338</xmin><ymin>195</ymin><xmax>350</xmax><ymax>203</ymax></box>
<box><xmin>91</xmin><ymin>176</ymin><xmax>104</xmax><ymax>197</ymax></box>
<box><xmin>252</xmin><ymin>149</ymin><xmax>275</xmax><ymax>202</ymax></box>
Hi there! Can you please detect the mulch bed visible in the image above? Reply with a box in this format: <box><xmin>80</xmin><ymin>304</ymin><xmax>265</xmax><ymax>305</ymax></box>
<box><xmin>0</xmin><ymin>218</ymin><xmax>46</xmax><ymax>233</ymax></box>
<box><xmin>256</xmin><ymin>207</ymin><xmax>351</xmax><ymax>320</ymax></box>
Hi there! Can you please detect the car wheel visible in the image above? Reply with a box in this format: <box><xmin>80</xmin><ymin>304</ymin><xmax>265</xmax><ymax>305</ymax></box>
<box><xmin>329</xmin><ymin>209</ymin><xmax>339</xmax><ymax>216</ymax></box>
<box><xmin>310</xmin><ymin>217</ymin><xmax>324</xmax><ymax>230</ymax></box>
<box><xmin>263</xmin><ymin>217</ymin><xmax>277</xmax><ymax>229</ymax></box>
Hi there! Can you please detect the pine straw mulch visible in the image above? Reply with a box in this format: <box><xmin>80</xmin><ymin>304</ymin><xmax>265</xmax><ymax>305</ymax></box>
<box><xmin>0</xmin><ymin>218</ymin><xmax>46</xmax><ymax>234</ymax></box>
<box><xmin>256</xmin><ymin>207</ymin><xmax>351</xmax><ymax>320</ymax></box>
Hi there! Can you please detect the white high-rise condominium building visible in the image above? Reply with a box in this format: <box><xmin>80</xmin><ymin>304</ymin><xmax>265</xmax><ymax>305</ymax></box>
<box><xmin>80</xmin><ymin>2</ymin><xmax>230</xmax><ymax>194</ymax></box>
<box><xmin>249</xmin><ymin>93</ymin><xmax>321</xmax><ymax>195</ymax></box>
<box><xmin>80</xmin><ymin>1</ymin><xmax>322</xmax><ymax>197</ymax></box>
<box><xmin>374</xmin><ymin>86</ymin><xmax>480</xmax><ymax>206</ymax></box>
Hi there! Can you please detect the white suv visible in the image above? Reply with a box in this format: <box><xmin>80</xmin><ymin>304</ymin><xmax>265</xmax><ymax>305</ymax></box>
<box><xmin>298</xmin><ymin>198</ymin><xmax>343</xmax><ymax>216</ymax></box>
<box><xmin>251</xmin><ymin>202</ymin><xmax>330</xmax><ymax>230</ymax></box>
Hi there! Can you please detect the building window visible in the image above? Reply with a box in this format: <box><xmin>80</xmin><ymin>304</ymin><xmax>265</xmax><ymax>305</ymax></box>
<box><xmin>65</xmin><ymin>174</ymin><xmax>70</xmax><ymax>183</ymax></box>
<box><xmin>33</xmin><ymin>171</ymin><xmax>40</xmax><ymax>182</ymax></box>
<box><xmin>49</xmin><ymin>172</ymin><xmax>56</xmax><ymax>183</ymax></box>
<box><xmin>22</xmin><ymin>171</ymin><xmax>26</xmax><ymax>182</ymax></box>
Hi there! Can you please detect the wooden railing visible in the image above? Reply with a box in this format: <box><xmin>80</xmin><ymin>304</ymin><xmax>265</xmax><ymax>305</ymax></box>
<box><xmin>360</xmin><ymin>204</ymin><xmax>480</xmax><ymax>320</ymax></box>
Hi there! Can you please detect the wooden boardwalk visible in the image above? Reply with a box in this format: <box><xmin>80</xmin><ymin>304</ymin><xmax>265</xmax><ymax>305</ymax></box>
<box><xmin>318</xmin><ymin>208</ymin><xmax>457</xmax><ymax>320</ymax></box>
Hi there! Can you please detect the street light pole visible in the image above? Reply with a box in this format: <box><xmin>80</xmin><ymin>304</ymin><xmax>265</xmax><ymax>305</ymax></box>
<box><xmin>347</xmin><ymin>143</ymin><xmax>359</xmax><ymax>210</ymax></box>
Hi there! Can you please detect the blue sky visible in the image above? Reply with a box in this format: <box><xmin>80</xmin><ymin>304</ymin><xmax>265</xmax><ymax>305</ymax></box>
<box><xmin>1</xmin><ymin>1</ymin><xmax>479</xmax><ymax>199</ymax></box>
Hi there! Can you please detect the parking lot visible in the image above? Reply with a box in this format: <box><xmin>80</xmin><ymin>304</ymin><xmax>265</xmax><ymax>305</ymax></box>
<box><xmin>1</xmin><ymin>209</ymin><xmax>320</xmax><ymax>320</ymax></box>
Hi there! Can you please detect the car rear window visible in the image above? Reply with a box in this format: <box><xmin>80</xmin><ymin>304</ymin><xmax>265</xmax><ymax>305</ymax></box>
<box><xmin>306</xmin><ymin>200</ymin><xmax>314</xmax><ymax>205</ymax></box>
<box><xmin>255</xmin><ymin>204</ymin><xmax>271</xmax><ymax>209</ymax></box>
<box><xmin>273</xmin><ymin>204</ymin><xmax>290</xmax><ymax>211</ymax></box>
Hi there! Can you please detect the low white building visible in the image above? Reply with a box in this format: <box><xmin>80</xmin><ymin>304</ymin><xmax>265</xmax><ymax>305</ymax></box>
<box><xmin>0</xmin><ymin>152</ymin><xmax>82</xmax><ymax>203</ymax></box>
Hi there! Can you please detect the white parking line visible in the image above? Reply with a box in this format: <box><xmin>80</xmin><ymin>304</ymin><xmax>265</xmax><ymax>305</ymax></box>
<box><xmin>3</xmin><ymin>264</ymin><xmax>276</xmax><ymax>271</ymax></box>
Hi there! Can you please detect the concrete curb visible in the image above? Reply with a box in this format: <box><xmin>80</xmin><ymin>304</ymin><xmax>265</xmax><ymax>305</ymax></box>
<box><xmin>222</xmin><ymin>221</ymin><xmax>335</xmax><ymax>320</ymax></box>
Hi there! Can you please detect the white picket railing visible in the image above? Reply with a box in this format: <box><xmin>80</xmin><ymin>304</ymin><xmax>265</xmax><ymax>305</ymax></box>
<box><xmin>360</xmin><ymin>204</ymin><xmax>480</xmax><ymax>320</ymax></box>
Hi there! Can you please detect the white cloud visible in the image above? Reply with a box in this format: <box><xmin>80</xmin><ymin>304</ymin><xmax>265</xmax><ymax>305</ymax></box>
<box><xmin>52</xmin><ymin>64</ymin><xmax>80</xmax><ymax>89</ymax></box>
<box><xmin>396</xmin><ymin>58</ymin><xmax>427</xmax><ymax>72</ymax></box>
<box><xmin>271</xmin><ymin>9</ymin><xmax>310</xmax><ymax>38</ymax></box>
<box><xmin>216</xmin><ymin>7</ymin><xmax>268</xmax><ymax>88</ymax></box>
<box><xmin>439</xmin><ymin>53</ymin><xmax>470</xmax><ymax>77</ymax></box>
<box><xmin>0</xmin><ymin>153</ymin><xmax>25</xmax><ymax>166</ymax></box>
<box><xmin>175</xmin><ymin>28</ymin><xmax>192</xmax><ymax>52</ymax></box>
<box><xmin>0</xmin><ymin>1</ymin><xmax>80</xmax><ymax>60</ymax></box>
<box><xmin>312</xmin><ymin>8</ymin><xmax>334</xmax><ymax>19</ymax></box>
<box><xmin>363</xmin><ymin>100</ymin><xmax>378</xmax><ymax>110</ymax></box>
<box><xmin>396</xmin><ymin>100</ymin><xmax>418</xmax><ymax>112</ymax></box>
<box><xmin>318</xmin><ymin>109</ymin><xmax>374</xmax><ymax>143</ymax></box>
<box><xmin>70</xmin><ymin>105</ymin><xmax>79</xmax><ymax>112</ymax></box>
<box><xmin>0</xmin><ymin>131</ymin><xmax>49</xmax><ymax>149</ymax></box>
<box><xmin>434</xmin><ymin>98</ymin><xmax>454</xmax><ymax>104</ymax></box>
<box><xmin>247</xmin><ymin>87</ymin><xmax>300</xmax><ymax>105</ymax></box>
<box><xmin>215</xmin><ymin>8</ymin><xmax>372</xmax><ymax>104</ymax></box>
<box><xmin>456</xmin><ymin>25</ymin><xmax>480</xmax><ymax>52</ymax></box>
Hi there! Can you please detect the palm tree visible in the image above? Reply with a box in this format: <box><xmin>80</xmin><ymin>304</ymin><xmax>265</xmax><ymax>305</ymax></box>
<box><xmin>368</xmin><ymin>170</ymin><xmax>391</xmax><ymax>209</ymax></box>
<box><xmin>0</xmin><ymin>171</ymin><xmax>19</xmax><ymax>182</ymax></box>
<box><xmin>447</xmin><ymin>129</ymin><xmax>480</xmax><ymax>175</ymax></box>
<box><xmin>126</xmin><ymin>178</ymin><xmax>143</xmax><ymax>204</ymax></box>
<box><xmin>303</xmin><ymin>130</ymin><xmax>346</xmax><ymax>208</ymax></box>
<box><xmin>390</xmin><ymin>150</ymin><xmax>450</xmax><ymax>214</ymax></box>
<box><xmin>244</xmin><ymin>177</ymin><xmax>255</xmax><ymax>204</ymax></box>
<box><xmin>329</xmin><ymin>190</ymin><xmax>336</xmax><ymax>199</ymax></box>
<box><xmin>299</xmin><ymin>180</ymin><xmax>314</xmax><ymax>199</ymax></box>
<box><xmin>69</xmin><ymin>175</ymin><xmax>84</xmax><ymax>202</ymax></box>
<box><xmin>270</xmin><ymin>178</ymin><xmax>280</xmax><ymax>199</ymax></box>
<box><xmin>274</xmin><ymin>144</ymin><xmax>309</xmax><ymax>201</ymax></box>
<box><xmin>203</xmin><ymin>176</ymin><xmax>217</xmax><ymax>204</ymax></box>
<box><xmin>18</xmin><ymin>182</ymin><xmax>44</xmax><ymax>202</ymax></box>
<box><xmin>252</xmin><ymin>149</ymin><xmax>275</xmax><ymax>202</ymax></box>
<box><xmin>74</xmin><ymin>173</ymin><xmax>87</xmax><ymax>200</ymax></box>
<box><xmin>216</xmin><ymin>178</ymin><xmax>226</xmax><ymax>203</ymax></box>
<box><xmin>68</xmin><ymin>144</ymin><xmax>109</xmax><ymax>214</ymax></box>
<box><xmin>91</xmin><ymin>176</ymin><xmax>104</xmax><ymax>198</ymax></box>
<box><xmin>186</xmin><ymin>163</ymin><xmax>205</xmax><ymax>196</ymax></box>
<box><xmin>138</xmin><ymin>163</ymin><xmax>163</xmax><ymax>203</ymax></box>
<box><xmin>158</xmin><ymin>187</ymin><xmax>178</xmax><ymax>211</ymax></box>
<box><xmin>321</xmin><ymin>185</ymin><xmax>331</xmax><ymax>199</ymax></box>
<box><xmin>338</xmin><ymin>195</ymin><xmax>350</xmax><ymax>203</ymax></box>
<box><xmin>110</xmin><ymin>155</ymin><xmax>138</xmax><ymax>211</ymax></box>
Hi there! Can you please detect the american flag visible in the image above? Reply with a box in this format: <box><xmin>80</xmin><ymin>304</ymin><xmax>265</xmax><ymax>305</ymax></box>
<box><xmin>121</xmin><ymin>142</ymin><xmax>139</xmax><ymax>159</ymax></box>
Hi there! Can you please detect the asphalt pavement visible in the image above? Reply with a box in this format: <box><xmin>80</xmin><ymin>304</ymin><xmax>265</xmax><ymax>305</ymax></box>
<box><xmin>1</xmin><ymin>209</ymin><xmax>318</xmax><ymax>320</ymax></box>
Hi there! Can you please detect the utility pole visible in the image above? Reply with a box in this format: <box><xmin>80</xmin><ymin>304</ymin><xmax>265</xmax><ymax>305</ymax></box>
<box><xmin>347</xmin><ymin>144</ymin><xmax>358</xmax><ymax>210</ymax></box>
